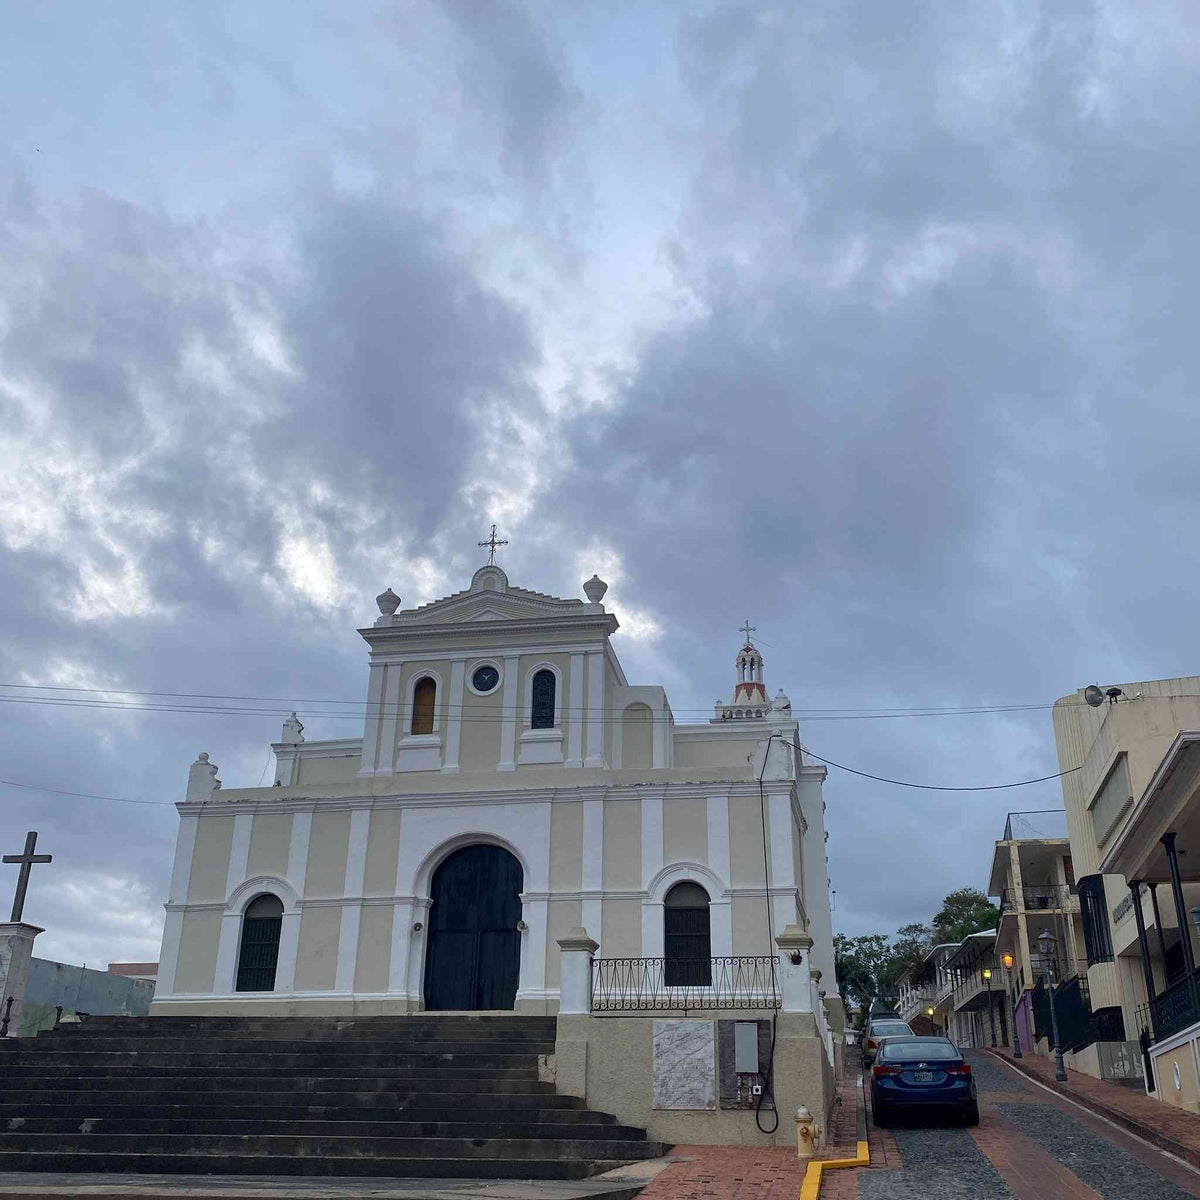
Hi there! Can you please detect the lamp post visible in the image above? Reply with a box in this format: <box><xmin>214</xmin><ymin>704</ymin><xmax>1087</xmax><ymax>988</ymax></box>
<box><xmin>1039</xmin><ymin>928</ymin><xmax>1068</xmax><ymax>1082</ymax></box>
<box><xmin>1002</xmin><ymin>950</ymin><xmax>1021</xmax><ymax>1058</ymax></box>
<box><xmin>982</xmin><ymin>967</ymin><xmax>998</xmax><ymax>1047</ymax></box>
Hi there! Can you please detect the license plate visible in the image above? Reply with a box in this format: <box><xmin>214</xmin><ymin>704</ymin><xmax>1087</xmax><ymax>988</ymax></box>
<box><xmin>913</xmin><ymin>1071</ymin><xmax>934</xmax><ymax>1083</ymax></box>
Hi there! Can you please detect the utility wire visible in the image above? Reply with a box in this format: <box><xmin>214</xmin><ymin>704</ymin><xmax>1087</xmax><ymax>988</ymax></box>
<box><xmin>0</xmin><ymin>779</ymin><xmax>171</xmax><ymax>806</ymax></box>
<box><xmin>792</xmin><ymin>742</ymin><xmax>1080</xmax><ymax>792</ymax></box>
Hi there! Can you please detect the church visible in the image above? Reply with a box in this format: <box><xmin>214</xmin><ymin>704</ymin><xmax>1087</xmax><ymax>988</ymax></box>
<box><xmin>153</xmin><ymin>551</ymin><xmax>841</xmax><ymax>1145</ymax></box>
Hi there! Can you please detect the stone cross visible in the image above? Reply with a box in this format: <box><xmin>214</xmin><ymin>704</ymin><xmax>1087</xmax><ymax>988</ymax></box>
<box><xmin>739</xmin><ymin>619</ymin><xmax>757</xmax><ymax>644</ymax></box>
<box><xmin>3</xmin><ymin>832</ymin><xmax>51</xmax><ymax>923</ymax></box>
<box><xmin>477</xmin><ymin>523</ymin><xmax>508</xmax><ymax>565</ymax></box>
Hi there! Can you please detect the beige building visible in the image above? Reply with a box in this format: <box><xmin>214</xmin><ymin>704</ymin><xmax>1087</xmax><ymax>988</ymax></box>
<box><xmin>1052</xmin><ymin>677</ymin><xmax>1200</xmax><ymax>1092</ymax></box>
<box><xmin>987</xmin><ymin>810</ymin><xmax>1085</xmax><ymax>1056</ymax></box>
<box><xmin>152</xmin><ymin>559</ymin><xmax>839</xmax><ymax>1144</ymax></box>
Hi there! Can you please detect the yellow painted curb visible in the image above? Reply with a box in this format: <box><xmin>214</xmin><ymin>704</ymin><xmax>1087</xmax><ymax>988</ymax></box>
<box><xmin>799</xmin><ymin>1139</ymin><xmax>869</xmax><ymax>1200</ymax></box>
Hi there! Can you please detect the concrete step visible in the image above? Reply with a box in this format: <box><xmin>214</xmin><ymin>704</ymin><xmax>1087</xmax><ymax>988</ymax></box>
<box><xmin>75</xmin><ymin>1017</ymin><xmax>557</xmax><ymax>1035</ymax></box>
<box><xmin>0</xmin><ymin>1152</ymin><xmax>635</xmax><ymax>1180</ymax></box>
<box><xmin>29</xmin><ymin>1035</ymin><xmax>556</xmax><ymax>1054</ymax></box>
<box><xmin>0</xmin><ymin>1135</ymin><xmax>656</xmax><ymax>1161</ymax></box>
<box><xmin>0</xmin><ymin>1118</ymin><xmax>643</xmax><ymax>1141</ymax></box>
<box><xmin>5</xmin><ymin>1080</ymin><xmax>561</xmax><ymax>1103</ymax></box>
<box><xmin>1</xmin><ymin>1064</ymin><xmax>542</xmax><ymax>1081</ymax></box>
<box><xmin>0</xmin><ymin>1100</ymin><xmax>595</xmax><ymax>1121</ymax></box>
<box><xmin>3</xmin><ymin>1056</ymin><xmax>544</xmax><ymax>1075</ymax></box>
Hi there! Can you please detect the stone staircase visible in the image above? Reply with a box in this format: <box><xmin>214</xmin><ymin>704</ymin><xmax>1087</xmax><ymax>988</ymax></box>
<box><xmin>0</xmin><ymin>1014</ymin><xmax>662</xmax><ymax>1179</ymax></box>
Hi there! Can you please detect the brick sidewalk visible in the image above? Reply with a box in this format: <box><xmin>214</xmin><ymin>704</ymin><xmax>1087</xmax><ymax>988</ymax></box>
<box><xmin>991</xmin><ymin>1046</ymin><xmax>1200</xmax><ymax>1167</ymax></box>
<box><xmin>638</xmin><ymin>1059</ymin><xmax>864</xmax><ymax>1200</ymax></box>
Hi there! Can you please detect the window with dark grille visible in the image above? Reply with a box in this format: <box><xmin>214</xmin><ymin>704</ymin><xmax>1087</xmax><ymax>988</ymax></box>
<box><xmin>412</xmin><ymin>676</ymin><xmax>436</xmax><ymax>735</ymax></box>
<box><xmin>1077</xmin><ymin>874</ymin><xmax>1114</xmax><ymax>965</ymax></box>
<box><xmin>531</xmin><ymin>669</ymin><xmax>556</xmax><ymax>730</ymax></box>
<box><xmin>664</xmin><ymin>881</ymin><xmax>711</xmax><ymax>986</ymax></box>
<box><xmin>236</xmin><ymin>893</ymin><xmax>284</xmax><ymax>992</ymax></box>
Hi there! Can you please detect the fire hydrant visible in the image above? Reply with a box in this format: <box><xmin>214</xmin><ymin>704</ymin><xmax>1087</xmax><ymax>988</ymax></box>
<box><xmin>795</xmin><ymin>1106</ymin><xmax>817</xmax><ymax>1159</ymax></box>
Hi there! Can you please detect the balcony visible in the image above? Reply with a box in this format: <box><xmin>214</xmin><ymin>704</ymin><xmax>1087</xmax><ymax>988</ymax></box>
<box><xmin>897</xmin><ymin>987</ymin><xmax>936</xmax><ymax>1022</ymax></box>
<box><xmin>999</xmin><ymin>884</ymin><xmax>1079</xmax><ymax>914</ymax></box>
<box><xmin>1148</xmin><ymin>967</ymin><xmax>1200</xmax><ymax>1045</ymax></box>
<box><xmin>951</xmin><ymin>966</ymin><xmax>1010</xmax><ymax>1012</ymax></box>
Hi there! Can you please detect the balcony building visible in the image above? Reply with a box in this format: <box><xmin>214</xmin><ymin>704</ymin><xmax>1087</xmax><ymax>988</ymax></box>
<box><xmin>942</xmin><ymin>931</ymin><xmax>1010</xmax><ymax>1049</ymax></box>
<box><xmin>1052</xmin><ymin>678</ymin><xmax>1200</xmax><ymax>1092</ymax></box>
<box><xmin>987</xmin><ymin>810</ymin><xmax>1087</xmax><ymax>1055</ymax></box>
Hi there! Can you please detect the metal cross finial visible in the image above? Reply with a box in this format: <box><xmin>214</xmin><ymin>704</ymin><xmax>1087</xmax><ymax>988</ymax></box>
<box><xmin>3</xmin><ymin>831</ymin><xmax>52</xmax><ymax>923</ymax></box>
<box><xmin>739</xmin><ymin>619</ymin><xmax>757</xmax><ymax>645</ymax></box>
<box><xmin>477</xmin><ymin>523</ymin><xmax>508</xmax><ymax>565</ymax></box>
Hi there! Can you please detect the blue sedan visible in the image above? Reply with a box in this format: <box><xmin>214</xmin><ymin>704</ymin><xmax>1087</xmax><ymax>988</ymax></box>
<box><xmin>870</xmin><ymin>1036</ymin><xmax>979</xmax><ymax>1127</ymax></box>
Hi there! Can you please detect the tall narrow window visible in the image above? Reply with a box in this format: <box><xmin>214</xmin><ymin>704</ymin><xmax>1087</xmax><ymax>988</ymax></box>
<box><xmin>531</xmin><ymin>669</ymin><xmax>556</xmax><ymax>729</ymax></box>
<box><xmin>236</xmin><ymin>893</ymin><xmax>284</xmax><ymax>992</ymax></box>
<box><xmin>664</xmin><ymin>881</ymin><xmax>712</xmax><ymax>987</ymax></box>
<box><xmin>412</xmin><ymin>676</ymin><xmax>436</xmax><ymax>735</ymax></box>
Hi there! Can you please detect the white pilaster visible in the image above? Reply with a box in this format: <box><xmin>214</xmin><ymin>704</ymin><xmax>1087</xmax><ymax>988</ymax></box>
<box><xmin>706</xmin><ymin>795</ymin><xmax>730</xmax><ymax>886</ymax></box>
<box><xmin>498</xmin><ymin>654</ymin><xmax>520</xmax><ymax>771</ymax></box>
<box><xmin>357</xmin><ymin>663</ymin><xmax>386</xmax><ymax>777</ymax></box>
<box><xmin>768</xmin><ymin>789</ymin><xmax>796</xmax><ymax>931</ymax></box>
<box><xmin>566</xmin><ymin>652</ymin><xmax>585</xmax><ymax>768</ymax></box>
<box><xmin>214</xmin><ymin>912</ymin><xmax>242</xmax><ymax>994</ymax></box>
<box><xmin>518</xmin><ymin>895</ymin><xmax>548</xmax><ymax>1000</ymax></box>
<box><xmin>388</xmin><ymin>898</ymin><xmax>416</xmax><ymax>996</ymax></box>
<box><xmin>276</xmin><ymin>811</ymin><xmax>312</xmax><ymax>992</ymax></box>
<box><xmin>225</xmin><ymin>813</ymin><xmax>252</xmax><ymax>899</ymax></box>
<box><xmin>584</xmin><ymin>650</ymin><xmax>606</xmax><ymax>768</ymax></box>
<box><xmin>641</xmin><ymin>792</ymin><xmax>663</xmax><ymax>886</ymax></box>
<box><xmin>374</xmin><ymin>664</ymin><xmax>403</xmax><ymax>777</ymax></box>
<box><xmin>336</xmin><ymin>808</ymin><xmax>371</xmax><ymax>993</ymax></box>
<box><xmin>157</xmin><ymin>815</ymin><xmax>199</xmax><ymax>997</ymax></box>
<box><xmin>642</xmin><ymin>901</ymin><xmax>664</xmax><ymax>958</ymax></box>
<box><xmin>581</xmin><ymin>798</ymin><xmax>605</xmax><ymax>943</ymax></box>
<box><xmin>442</xmin><ymin>660</ymin><xmax>465</xmax><ymax>773</ymax></box>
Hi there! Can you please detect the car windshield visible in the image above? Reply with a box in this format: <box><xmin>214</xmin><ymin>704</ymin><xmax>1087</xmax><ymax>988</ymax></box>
<box><xmin>881</xmin><ymin>1040</ymin><xmax>958</xmax><ymax>1061</ymax></box>
<box><xmin>870</xmin><ymin>1022</ymin><xmax>910</xmax><ymax>1037</ymax></box>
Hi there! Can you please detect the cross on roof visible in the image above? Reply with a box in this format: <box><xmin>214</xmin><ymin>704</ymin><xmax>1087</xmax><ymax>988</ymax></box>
<box><xmin>477</xmin><ymin>523</ymin><xmax>508</xmax><ymax>565</ymax></box>
<box><xmin>739</xmin><ymin>619</ymin><xmax>757</xmax><ymax>645</ymax></box>
<box><xmin>3</xmin><ymin>831</ymin><xmax>51</xmax><ymax>924</ymax></box>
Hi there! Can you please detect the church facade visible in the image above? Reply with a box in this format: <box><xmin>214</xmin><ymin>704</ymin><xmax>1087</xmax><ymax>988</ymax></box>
<box><xmin>153</xmin><ymin>559</ymin><xmax>840</xmax><ymax>1141</ymax></box>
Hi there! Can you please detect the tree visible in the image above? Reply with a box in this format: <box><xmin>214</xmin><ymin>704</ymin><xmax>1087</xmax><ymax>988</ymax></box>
<box><xmin>933</xmin><ymin>888</ymin><xmax>1000</xmax><ymax>945</ymax></box>
<box><xmin>834</xmin><ymin>922</ymin><xmax>934</xmax><ymax>1015</ymax></box>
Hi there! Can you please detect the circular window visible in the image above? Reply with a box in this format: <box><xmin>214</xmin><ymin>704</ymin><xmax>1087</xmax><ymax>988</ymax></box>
<box><xmin>471</xmin><ymin>665</ymin><xmax>500</xmax><ymax>693</ymax></box>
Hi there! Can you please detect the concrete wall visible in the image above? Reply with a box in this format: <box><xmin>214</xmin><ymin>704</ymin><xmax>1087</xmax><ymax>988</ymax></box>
<box><xmin>554</xmin><ymin>1011</ymin><xmax>834</xmax><ymax>1147</ymax></box>
<box><xmin>20</xmin><ymin>959</ymin><xmax>155</xmax><ymax>1036</ymax></box>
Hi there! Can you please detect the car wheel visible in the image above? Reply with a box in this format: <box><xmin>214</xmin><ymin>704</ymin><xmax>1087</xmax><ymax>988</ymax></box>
<box><xmin>963</xmin><ymin>1102</ymin><xmax>980</xmax><ymax>1127</ymax></box>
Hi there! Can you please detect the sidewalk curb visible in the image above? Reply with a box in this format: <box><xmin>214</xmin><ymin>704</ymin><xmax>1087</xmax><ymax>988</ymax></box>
<box><xmin>988</xmin><ymin>1049</ymin><xmax>1200</xmax><ymax>1170</ymax></box>
<box><xmin>800</xmin><ymin>1077</ymin><xmax>868</xmax><ymax>1200</ymax></box>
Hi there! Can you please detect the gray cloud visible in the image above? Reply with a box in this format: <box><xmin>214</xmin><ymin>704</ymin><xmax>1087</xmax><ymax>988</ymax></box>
<box><xmin>3</xmin><ymin>0</ymin><xmax>1200</xmax><ymax>964</ymax></box>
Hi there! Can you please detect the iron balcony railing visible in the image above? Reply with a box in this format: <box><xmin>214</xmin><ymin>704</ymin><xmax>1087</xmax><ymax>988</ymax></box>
<box><xmin>999</xmin><ymin>884</ymin><xmax>1080</xmax><ymax>913</ymax></box>
<box><xmin>1148</xmin><ymin>967</ymin><xmax>1200</xmax><ymax>1045</ymax></box>
<box><xmin>590</xmin><ymin>956</ymin><xmax>782</xmax><ymax>1014</ymax></box>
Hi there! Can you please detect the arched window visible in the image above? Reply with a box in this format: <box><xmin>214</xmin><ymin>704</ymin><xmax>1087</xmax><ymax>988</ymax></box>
<box><xmin>531</xmin><ymin>669</ymin><xmax>556</xmax><ymax>730</ymax></box>
<box><xmin>236</xmin><ymin>893</ymin><xmax>284</xmax><ymax>992</ymax></box>
<box><xmin>412</xmin><ymin>676</ymin><xmax>436</xmax><ymax>735</ymax></box>
<box><xmin>664</xmin><ymin>881</ymin><xmax>712</xmax><ymax>987</ymax></box>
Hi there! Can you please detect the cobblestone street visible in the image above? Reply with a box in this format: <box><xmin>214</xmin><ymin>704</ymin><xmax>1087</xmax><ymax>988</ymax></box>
<box><xmin>823</xmin><ymin>1051</ymin><xmax>1200</xmax><ymax>1200</ymax></box>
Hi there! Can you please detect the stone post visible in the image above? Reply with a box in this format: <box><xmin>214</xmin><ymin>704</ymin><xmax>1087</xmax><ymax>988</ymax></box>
<box><xmin>775</xmin><ymin>924</ymin><xmax>814</xmax><ymax>1013</ymax></box>
<box><xmin>0</xmin><ymin>922</ymin><xmax>44</xmax><ymax>1037</ymax></box>
<box><xmin>557</xmin><ymin>927</ymin><xmax>598</xmax><ymax>1015</ymax></box>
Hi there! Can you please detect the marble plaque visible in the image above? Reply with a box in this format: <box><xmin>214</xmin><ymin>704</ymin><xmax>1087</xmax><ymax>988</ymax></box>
<box><xmin>652</xmin><ymin>1019</ymin><xmax>716</xmax><ymax>1110</ymax></box>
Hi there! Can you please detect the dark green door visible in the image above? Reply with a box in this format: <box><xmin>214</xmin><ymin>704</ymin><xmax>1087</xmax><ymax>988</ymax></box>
<box><xmin>424</xmin><ymin>845</ymin><xmax>523</xmax><ymax>1011</ymax></box>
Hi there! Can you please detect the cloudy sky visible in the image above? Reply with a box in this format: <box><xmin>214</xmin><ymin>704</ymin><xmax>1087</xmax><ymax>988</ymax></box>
<box><xmin>3</xmin><ymin>0</ymin><xmax>1199</xmax><ymax>968</ymax></box>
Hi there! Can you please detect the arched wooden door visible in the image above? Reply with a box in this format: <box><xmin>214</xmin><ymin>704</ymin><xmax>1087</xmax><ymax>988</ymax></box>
<box><xmin>423</xmin><ymin>844</ymin><xmax>523</xmax><ymax>1011</ymax></box>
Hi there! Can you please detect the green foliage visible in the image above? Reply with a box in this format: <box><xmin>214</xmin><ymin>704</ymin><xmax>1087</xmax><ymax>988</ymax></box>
<box><xmin>834</xmin><ymin>921</ymin><xmax>933</xmax><ymax>1013</ymax></box>
<box><xmin>933</xmin><ymin>887</ymin><xmax>1000</xmax><ymax>945</ymax></box>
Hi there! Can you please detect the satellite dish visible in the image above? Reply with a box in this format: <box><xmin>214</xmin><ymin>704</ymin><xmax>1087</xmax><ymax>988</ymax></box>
<box><xmin>1084</xmin><ymin>684</ymin><xmax>1105</xmax><ymax>708</ymax></box>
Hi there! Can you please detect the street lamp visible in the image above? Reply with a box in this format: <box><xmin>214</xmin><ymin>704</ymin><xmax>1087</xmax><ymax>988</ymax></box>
<box><xmin>1001</xmin><ymin>950</ymin><xmax>1021</xmax><ymax>1059</ymax></box>
<box><xmin>983</xmin><ymin>967</ymin><xmax>997</xmax><ymax>1047</ymax></box>
<box><xmin>1038</xmin><ymin>928</ymin><xmax>1068</xmax><ymax>1082</ymax></box>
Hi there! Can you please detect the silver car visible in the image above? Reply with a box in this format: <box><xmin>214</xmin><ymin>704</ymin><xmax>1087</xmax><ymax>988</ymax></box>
<box><xmin>861</xmin><ymin>1016</ymin><xmax>913</xmax><ymax>1066</ymax></box>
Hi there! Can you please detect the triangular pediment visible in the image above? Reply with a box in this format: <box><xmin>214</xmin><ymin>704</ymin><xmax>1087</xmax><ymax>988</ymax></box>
<box><xmin>467</xmin><ymin>607</ymin><xmax>512</xmax><ymax>622</ymax></box>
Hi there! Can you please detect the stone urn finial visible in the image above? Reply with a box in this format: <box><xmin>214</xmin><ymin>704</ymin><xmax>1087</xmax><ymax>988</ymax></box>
<box><xmin>376</xmin><ymin>587</ymin><xmax>401</xmax><ymax>616</ymax></box>
<box><xmin>583</xmin><ymin>575</ymin><xmax>608</xmax><ymax>604</ymax></box>
<box><xmin>281</xmin><ymin>712</ymin><xmax>305</xmax><ymax>744</ymax></box>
